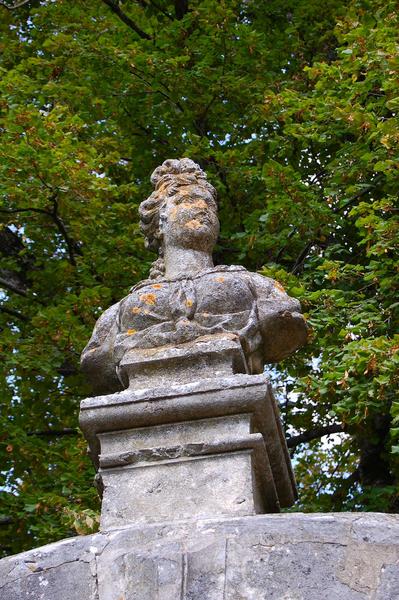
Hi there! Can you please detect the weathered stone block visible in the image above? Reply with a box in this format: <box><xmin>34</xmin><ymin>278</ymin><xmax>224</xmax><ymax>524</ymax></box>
<box><xmin>101</xmin><ymin>451</ymin><xmax>259</xmax><ymax>529</ymax></box>
<box><xmin>98</xmin><ymin>413</ymin><xmax>252</xmax><ymax>454</ymax></box>
<box><xmin>80</xmin><ymin>373</ymin><xmax>295</xmax><ymax>528</ymax></box>
<box><xmin>1</xmin><ymin>513</ymin><xmax>399</xmax><ymax>600</ymax></box>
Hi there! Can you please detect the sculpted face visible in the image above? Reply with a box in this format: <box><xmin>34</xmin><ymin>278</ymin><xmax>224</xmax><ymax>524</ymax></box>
<box><xmin>160</xmin><ymin>184</ymin><xmax>219</xmax><ymax>252</ymax></box>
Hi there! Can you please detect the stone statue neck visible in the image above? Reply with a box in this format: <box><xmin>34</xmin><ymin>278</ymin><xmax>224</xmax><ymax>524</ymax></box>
<box><xmin>163</xmin><ymin>245</ymin><xmax>214</xmax><ymax>279</ymax></box>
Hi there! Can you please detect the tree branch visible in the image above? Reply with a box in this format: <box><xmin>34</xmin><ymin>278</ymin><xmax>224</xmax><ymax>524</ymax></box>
<box><xmin>27</xmin><ymin>428</ymin><xmax>78</xmax><ymax>437</ymax></box>
<box><xmin>0</xmin><ymin>226</ymin><xmax>25</xmax><ymax>256</ymax></box>
<box><xmin>330</xmin><ymin>468</ymin><xmax>360</xmax><ymax>509</ymax></box>
<box><xmin>0</xmin><ymin>199</ymin><xmax>81</xmax><ymax>267</ymax></box>
<box><xmin>276</xmin><ymin>173</ymin><xmax>384</xmax><ymax>269</ymax></box>
<box><xmin>137</xmin><ymin>0</ymin><xmax>174</xmax><ymax>20</ymax></box>
<box><xmin>101</xmin><ymin>0</ymin><xmax>152</xmax><ymax>40</ymax></box>
<box><xmin>274</xmin><ymin>228</ymin><xmax>297</xmax><ymax>263</ymax></box>
<box><xmin>0</xmin><ymin>207</ymin><xmax>49</xmax><ymax>216</ymax></box>
<box><xmin>0</xmin><ymin>0</ymin><xmax>31</xmax><ymax>9</ymax></box>
<box><xmin>50</xmin><ymin>195</ymin><xmax>80</xmax><ymax>266</ymax></box>
<box><xmin>291</xmin><ymin>241</ymin><xmax>314</xmax><ymax>275</ymax></box>
<box><xmin>0</xmin><ymin>272</ymin><xmax>27</xmax><ymax>296</ymax></box>
<box><xmin>0</xmin><ymin>305</ymin><xmax>28</xmax><ymax>321</ymax></box>
<box><xmin>129</xmin><ymin>66</ymin><xmax>184</xmax><ymax>113</ymax></box>
<box><xmin>57</xmin><ymin>358</ymin><xmax>78</xmax><ymax>377</ymax></box>
<box><xmin>174</xmin><ymin>0</ymin><xmax>188</xmax><ymax>19</ymax></box>
<box><xmin>287</xmin><ymin>423</ymin><xmax>345</xmax><ymax>448</ymax></box>
<box><xmin>335</xmin><ymin>174</ymin><xmax>384</xmax><ymax>214</ymax></box>
<box><xmin>148</xmin><ymin>0</ymin><xmax>173</xmax><ymax>20</ymax></box>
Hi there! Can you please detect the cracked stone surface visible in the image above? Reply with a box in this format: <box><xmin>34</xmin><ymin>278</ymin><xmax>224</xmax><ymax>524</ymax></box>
<box><xmin>1</xmin><ymin>513</ymin><xmax>399</xmax><ymax>599</ymax></box>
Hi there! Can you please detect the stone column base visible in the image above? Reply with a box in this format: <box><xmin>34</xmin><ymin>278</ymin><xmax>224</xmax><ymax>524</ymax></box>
<box><xmin>79</xmin><ymin>374</ymin><xmax>296</xmax><ymax>529</ymax></box>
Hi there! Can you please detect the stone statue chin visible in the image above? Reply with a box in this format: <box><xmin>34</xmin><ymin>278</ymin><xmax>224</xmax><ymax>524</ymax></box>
<box><xmin>81</xmin><ymin>158</ymin><xmax>308</xmax><ymax>395</ymax></box>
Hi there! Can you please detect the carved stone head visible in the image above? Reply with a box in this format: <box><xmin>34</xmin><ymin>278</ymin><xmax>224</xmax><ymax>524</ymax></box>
<box><xmin>139</xmin><ymin>159</ymin><xmax>219</xmax><ymax>276</ymax></box>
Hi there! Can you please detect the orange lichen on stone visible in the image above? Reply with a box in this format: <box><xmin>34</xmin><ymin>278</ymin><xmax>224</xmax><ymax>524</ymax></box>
<box><xmin>169</xmin><ymin>205</ymin><xmax>179</xmax><ymax>219</ymax></box>
<box><xmin>215</xmin><ymin>276</ymin><xmax>225</xmax><ymax>282</ymax></box>
<box><xmin>152</xmin><ymin>283</ymin><xmax>162</xmax><ymax>289</ymax></box>
<box><xmin>274</xmin><ymin>281</ymin><xmax>285</xmax><ymax>293</ymax></box>
<box><xmin>139</xmin><ymin>293</ymin><xmax>157</xmax><ymax>305</ymax></box>
<box><xmin>127</xmin><ymin>329</ymin><xmax>137</xmax><ymax>335</ymax></box>
<box><xmin>183</xmin><ymin>199</ymin><xmax>208</xmax><ymax>210</ymax></box>
<box><xmin>131</xmin><ymin>307</ymin><xmax>141</xmax><ymax>314</ymax></box>
<box><xmin>186</xmin><ymin>219</ymin><xmax>201</xmax><ymax>229</ymax></box>
<box><xmin>157</xmin><ymin>181</ymin><xmax>170</xmax><ymax>195</ymax></box>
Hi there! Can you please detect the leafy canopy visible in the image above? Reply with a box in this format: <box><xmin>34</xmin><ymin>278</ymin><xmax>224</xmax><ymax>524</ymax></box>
<box><xmin>0</xmin><ymin>0</ymin><xmax>398</xmax><ymax>556</ymax></box>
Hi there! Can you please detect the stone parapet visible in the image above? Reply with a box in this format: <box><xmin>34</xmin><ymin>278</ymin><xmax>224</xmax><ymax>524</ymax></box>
<box><xmin>1</xmin><ymin>513</ymin><xmax>399</xmax><ymax>599</ymax></box>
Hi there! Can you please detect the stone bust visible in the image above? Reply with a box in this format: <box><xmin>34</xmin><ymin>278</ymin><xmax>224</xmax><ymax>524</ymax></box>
<box><xmin>81</xmin><ymin>158</ymin><xmax>308</xmax><ymax>394</ymax></box>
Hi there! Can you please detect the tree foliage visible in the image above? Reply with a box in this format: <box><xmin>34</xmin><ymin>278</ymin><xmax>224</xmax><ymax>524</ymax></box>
<box><xmin>0</xmin><ymin>0</ymin><xmax>398</xmax><ymax>556</ymax></box>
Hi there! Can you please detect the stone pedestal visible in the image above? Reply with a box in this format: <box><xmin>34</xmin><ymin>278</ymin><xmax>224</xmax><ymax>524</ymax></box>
<box><xmin>79</xmin><ymin>337</ymin><xmax>296</xmax><ymax>530</ymax></box>
<box><xmin>76</xmin><ymin>157</ymin><xmax>309</xmax><ymax>565</ymax></box>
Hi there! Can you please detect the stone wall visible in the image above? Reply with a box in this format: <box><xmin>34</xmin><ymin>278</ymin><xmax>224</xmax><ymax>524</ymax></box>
<box><xmin>1</xmin><ymin>513</ymin><xmax>399</xmax><ymax>599</ymax></box>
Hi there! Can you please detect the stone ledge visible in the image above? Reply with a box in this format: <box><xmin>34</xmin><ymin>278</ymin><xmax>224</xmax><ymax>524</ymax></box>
<box><xmin>1</xmin><ymin>513</ymin><xmax>399</xmax><ymax>599</ymax></box>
